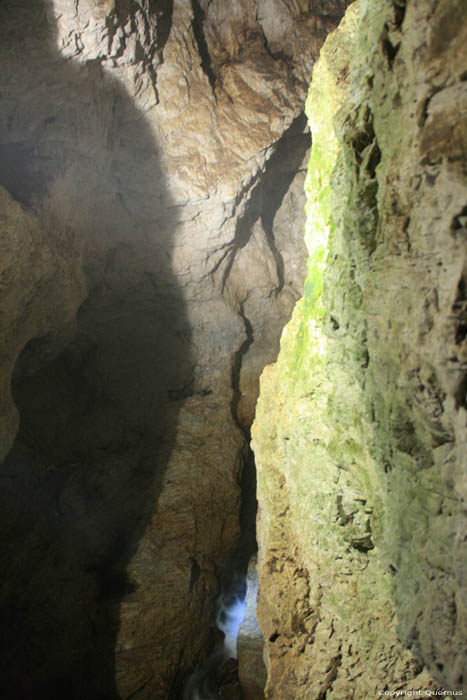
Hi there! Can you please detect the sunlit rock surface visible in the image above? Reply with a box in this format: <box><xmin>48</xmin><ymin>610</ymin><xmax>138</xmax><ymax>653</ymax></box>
<box><xmin>0</xmin><ymin>0</ymin><xmax>351</xmax><ymax>697</ymax></box>
<box><xmin>252</xmin><ymin>0</ymin><xmax>467</xmax><ymax>697</ymax></box>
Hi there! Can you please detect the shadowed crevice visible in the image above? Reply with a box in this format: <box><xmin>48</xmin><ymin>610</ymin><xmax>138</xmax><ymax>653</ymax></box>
<box><xmin>230</xmin><ymin>303</ymin><xmax>254</xmax><ymax>432</ymax></box>
<box><xmin>260</xmin><ymin>111</ymin><xmax>309</xmax><ymax>295</ymax></box>
<box><xmin>191</xmin><ymin>0</ymin><xmax>217</xmax><ymax>94</ymax></box>
<box><xmin>220</xmin><ymin>112</ymin><xmax>309</xmax><ymax>295</ymax></box>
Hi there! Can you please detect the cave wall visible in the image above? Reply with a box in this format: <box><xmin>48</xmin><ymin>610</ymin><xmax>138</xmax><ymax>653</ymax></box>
<box><xmin>0</xmin><ymin>0</ymin><xmax>352</xmax><ymax>698</ymax></box>
<box><xmin>252</xmin><ymin>0</ymin><xmax>467</xmax><ymax>697</ymax></box>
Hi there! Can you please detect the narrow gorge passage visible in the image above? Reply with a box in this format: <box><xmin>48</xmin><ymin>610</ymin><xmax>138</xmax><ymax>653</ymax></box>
<box><xmin>0</xmin><ymin>0</ymin><xmax>342</xmax><ymax>697</ymax></box>
<box><xmin>1</xmin><ymin>1</ymin><xmax>466</xmax><ymax>700</ymax></box>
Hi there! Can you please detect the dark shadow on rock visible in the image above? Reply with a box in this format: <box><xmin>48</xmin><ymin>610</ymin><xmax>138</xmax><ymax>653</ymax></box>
<box><xmin>0</xmin><ymin>1</ymin><xmax>192</xmax><ymax>697</ymax></box>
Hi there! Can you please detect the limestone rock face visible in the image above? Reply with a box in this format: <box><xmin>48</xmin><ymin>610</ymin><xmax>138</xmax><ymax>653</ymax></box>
<box><xmin>0</xmin><ymin>0</ymin><xmax>351</xmax><ymax>697</ymax></box>
<box><xmin>252</xmin><ymin>1</ymin><xmax>467</xmax><ymax>698</ymax></box>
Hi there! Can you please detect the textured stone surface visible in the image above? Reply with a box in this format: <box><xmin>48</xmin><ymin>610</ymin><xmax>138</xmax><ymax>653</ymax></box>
<box><xmin>252</xmin><ymin>1</ymin><xmax>467</xmax><ymax>697</ymax></box>
<box><xmin>0</xmin><ymin>0</ymin><xmax>350</xmax><ymax>697</ymax></box>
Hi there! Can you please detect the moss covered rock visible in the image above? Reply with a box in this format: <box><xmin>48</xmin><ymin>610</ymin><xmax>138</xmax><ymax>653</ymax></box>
<box><xmin>252</xmin><ymin>0</ymin><xmax>467</xmax><ymax>697</ymax></box>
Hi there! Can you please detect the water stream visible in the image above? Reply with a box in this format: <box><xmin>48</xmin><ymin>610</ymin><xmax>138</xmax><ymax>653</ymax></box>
<box><xmin>183</xmin><ymin>576</ymin><xmax>247</xmax><ymax>700</ymax></box>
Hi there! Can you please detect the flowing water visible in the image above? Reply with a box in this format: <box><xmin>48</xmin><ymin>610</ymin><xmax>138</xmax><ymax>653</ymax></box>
<box><xmin>183</xmin><ymin>577</ymin><xmax>247</xmax><ymax>699</ymax></box>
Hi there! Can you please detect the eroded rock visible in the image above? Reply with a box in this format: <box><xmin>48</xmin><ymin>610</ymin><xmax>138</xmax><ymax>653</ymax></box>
<box><xmin>252</xmin><ymin>0</ymin><xmax>467</xmax><ymax>697</ymax></box>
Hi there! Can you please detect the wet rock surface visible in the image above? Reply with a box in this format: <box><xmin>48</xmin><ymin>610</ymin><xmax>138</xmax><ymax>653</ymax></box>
<box><xmin>252</xmin><ymin>0</ymin><xmax>467</xmax><ymax>698</ymax></box>
<box><xmin>0</xmin><ymin>0</ymin><xmax>350</xmax><ymax>697</ymax></box>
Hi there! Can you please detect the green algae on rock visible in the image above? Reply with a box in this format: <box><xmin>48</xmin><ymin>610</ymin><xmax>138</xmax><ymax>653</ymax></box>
<box><xmin>252</xmin><ymin>0</ymin><xmax>467</xmax><ymax>697</ymax></box>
